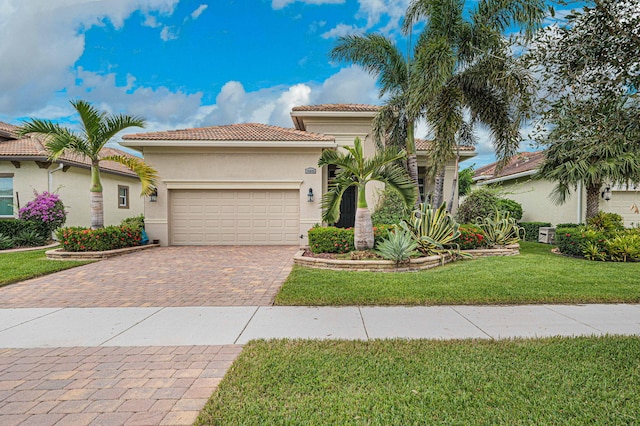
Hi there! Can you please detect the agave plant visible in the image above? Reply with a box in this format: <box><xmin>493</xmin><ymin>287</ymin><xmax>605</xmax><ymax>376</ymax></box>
<box><xmin>376</xmin><ymin>227</ymin><xmax>418</xmax><ymax>264</ymax></box>
<box><xmin>476</xmin><ymin>209</ymin><xmax>525</xmax><ymax>247</ymax></box>
<box><xmin>399</xmin><ymin>202</ymin><xmax>461</xmax><ymax>256</ymax></box>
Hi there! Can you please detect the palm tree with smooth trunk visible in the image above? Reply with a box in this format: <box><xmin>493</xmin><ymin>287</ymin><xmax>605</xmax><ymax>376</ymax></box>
<box><xmin>331</xmin><ymin>34</ymin><xmax>422</xmax><ymax>205</ymax></box>
<box><xmin>318</xmin><ymin>137</ymin><xmax>416</xmax><ymax>250</ymax></box>
<box><xmin>404</xmin><ymin>0</ymin><xmax>547</xmax><ymax>208</ymax></box>
<box><xmin>19</xmin><ymin>99</ymin><xmax>158</xmax><ymax>229</ymax></box>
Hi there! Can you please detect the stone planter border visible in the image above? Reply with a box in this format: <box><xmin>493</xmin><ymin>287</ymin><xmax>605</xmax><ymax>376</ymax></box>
<box><xmin>294</xmin><ymin>244</ymin><xmax>520</xmax><ymax>272</ymax></box>
<box><xmin>46</xmin><ymin>244</ymin><xmax>160</xmax><ymax>260</ymax></box>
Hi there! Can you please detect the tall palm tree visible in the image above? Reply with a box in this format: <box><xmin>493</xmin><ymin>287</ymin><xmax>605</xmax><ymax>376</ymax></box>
<box><xmin>330</xmin><ymin>34</ymin><xmax>422</xmax><ymax>205</ymax></box>
<box><xmin>319</xmin><ymin>137</ymin><xmax>416</xmax><ymax>250</ymax></box>
<box><xmin>19</xmin><ymin>99</ymin><xmax>158</xmax><ymax>229</ymax></box>
<box><xmin>404</xmin><ymin>0</ymin><xmax>547</xmax><ymax>208</ymax></box>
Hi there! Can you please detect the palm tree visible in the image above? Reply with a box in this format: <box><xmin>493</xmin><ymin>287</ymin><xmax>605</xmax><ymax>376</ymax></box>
<box><xmin>404</xmin><ymin>0</ymin><xmax>547</xmax><ymax>208</ymax></box>
<box><xmin>330</xmin><ymin>34</ymin><xmax>422</xmax><ymax>205</ymax></box>
<box><xmin>19</xmin><ymin>99</ymin><xmax>158</xmax><ymax>229</ymax></box>
<box><xmin>319</xmin><ymin>137</ymin><xmax>416</xmax><ymax>250</ymax></box>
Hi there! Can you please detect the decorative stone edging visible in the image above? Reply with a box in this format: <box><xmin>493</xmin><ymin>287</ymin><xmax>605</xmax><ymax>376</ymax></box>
<box><xmin>46</xmin><ymin>244</ymin><xmax>160</xmax><ymax>260</ymax></box>
<box><xmin>0</xmin><ymin>242</ymin><xmax>60</xmax><ymax>254</ymax></box>
<box><xmin>293</xmin><ymin>244</ymin><xmax>520</xmax><ymax>272</ymax></box>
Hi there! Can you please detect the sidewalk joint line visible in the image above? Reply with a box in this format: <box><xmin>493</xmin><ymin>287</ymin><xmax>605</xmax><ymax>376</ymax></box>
<box><xmin>234</xmin><ymin>306</ymin><xmax>260</xmax><ymax>344</ymax></box>
<box><xmin>358</xmin><ymin>307</ymin><xmax>370</xmax><ymax>340</ymax></box>
<box><xmin>449</xmin><ymin>306</ymin><xmax>494</xmax><ymax>340</ymax></box>
<box><xmin>98</xmin><ymin>307</ymin><xmax>165</xmax><ymax>346</ymax></box>
<box><xmin>543</xmin><ymin>305</ymin><xmax>604</xmax><ymax>333</ymax></box>
<box><xmin>0</xmin><ymin>307</ymin><xmax>66</xmax><ymax>333</ymax></box>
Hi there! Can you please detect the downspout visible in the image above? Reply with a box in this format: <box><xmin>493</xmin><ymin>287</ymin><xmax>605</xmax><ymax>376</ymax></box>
<box><xmin>577</xmin><ymin>180</ymin><xmax>584</xmax><ymax>224</ymax></box>
<box><xmin>48</xmin><ymin>163</ymin><xmax>64</xmax><ymax>193</ymax></box>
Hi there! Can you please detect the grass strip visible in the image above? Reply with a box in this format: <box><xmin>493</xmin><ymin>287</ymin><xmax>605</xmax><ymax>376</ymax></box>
<box><xmin>196</xmin><ymin>336</ymin><xmax>640</xmax><ymax>425</ymax></box>
<box><xmin>0</xmin><ymin>249</ymin><xmax>91</xmax><ymax>287</ymax></box>
<box><xmin>276</xmin><ymin>242</ymin><xmax>640</xmax><ymax>306</ymax></box>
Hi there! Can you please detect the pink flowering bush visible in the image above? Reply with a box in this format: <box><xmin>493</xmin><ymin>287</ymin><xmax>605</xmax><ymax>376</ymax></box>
<box><xmin>18</xmin><ymin>191</ymin><xmax>67</xmax><ymax>235</ymax></box>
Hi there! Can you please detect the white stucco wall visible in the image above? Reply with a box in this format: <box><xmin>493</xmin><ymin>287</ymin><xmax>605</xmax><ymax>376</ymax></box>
<box><xmin>0</xmin><ymin>160</ymin><xmax>143</xmax><ymax>228</ymax></box>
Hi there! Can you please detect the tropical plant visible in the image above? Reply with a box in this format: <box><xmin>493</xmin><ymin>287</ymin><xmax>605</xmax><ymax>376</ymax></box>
<box><xmin>0</xmin><ymin>233</ymin><xmax>14</xmax><ymax>250</ymax></box>
<box><xmin>606</xmin><ymin>234</ymin><xmax>640</xmax><ymax>262</ymax></box>
<box><xmin>18</xmin><ymin>190</ymin><xmax>66</xmax><ymax>235</ymax></box>
<box><xmin>399</xmin><ymin>202</ymin><xmax>461</xmax><ymax>256</ymax></box>
<box><xmin>496</xmin><ymin>199</ymin><xmax>523</xmax><ymax>221</ymax></box>
<box><xmin>583</xmin><ymin>242</ymin><xmax>608</xmax><ymax>262</ymax></box>
<box><xmin>318</xmin><ymin>137</ymin><xmax>416</xmax><ymax>250</ymax></box>
<box><xmin>19</xmin><ymin>99</ymin><xmax>158</xmax><ymax>229</ymax></box>
<box><xmin>121</xmin><ymin>214</ymin><xmax>145</xmax><ymax>230</ymax></box>
<box><xmin>13</xmin><ymin>229</ymin><xmax>46</xmax><ymax>247</ymax></box>
<box><xmin>476</xmin><ymin>209</ymin><xmax>525</xmax><ymax>247</ymax></box>
<box><xmin>376</xmin><ymin>227</ymin><xmax>419</xmax><ymax>264</ymax></box>
<box><xmin>456</xmin><ymin>224</ymin><xmax>486</xmax><ymax>250</ymax></box>
<box><xmin>458</xmin><ymin>165</ymin><xmax>475</xmax><ymax>197</ymax></box>
<box><xmin>331</xmin><ymin>34</ymin><xmax>422</xmax><ymax>204</ymax></box>
<box><xmin>371</xmin><ymin>187</ymin><xmax>411</xmax><ymax>226</ymax></box>
<box><xmin>587</xmin><ymin>211</ymin><xmax>624</xmax><ymax>233</ymax></box>
<box><xmin>403</xmin><ymin>0</ymin><xmax>546</xmax><ymax>207</ymax></box>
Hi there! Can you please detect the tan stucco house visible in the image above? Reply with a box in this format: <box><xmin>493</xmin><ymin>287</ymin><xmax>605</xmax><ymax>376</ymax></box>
<box><xmin>474</xmin><ymin>151</ymin><xmax>640</xmax><ymax>227</ymax></box>
<box><xmin>0</xmin><ymin>121</ymin><xmax>143</xmax><ymax>227</ymax></box>
<box><xmin>122</xmin><ymin>104</ymin><xmax>475</xmax><ymax>246</ymax></box>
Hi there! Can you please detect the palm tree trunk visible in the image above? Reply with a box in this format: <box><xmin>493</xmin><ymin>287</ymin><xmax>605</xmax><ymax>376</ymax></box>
<box><xmin>406</xmin><ymin>121</ymin><xmax>422</xmax><ymax>207</ymax></box>
<box><xmin>447</xmin><ymin>148</ymin><xmax>460</xmax><ymax>213</ymax></box>
<box><xmin>90</xmin><ymin>162</ymin><xmax>104</xmax><ymax>230</ymax></box>
<box><xmin>354</xmin><ymin>183</ymin><xmax>374</xmax><ymax>250</ymax></box>
<box><xmin>585</xmin><ymin>183</ymin><xmax>600</xmax><ymax>220</ymax></box>
<box><xmin>433</xmin><ymin>168</ymin><xmax>446</xmax><ymax>208</ymax></box>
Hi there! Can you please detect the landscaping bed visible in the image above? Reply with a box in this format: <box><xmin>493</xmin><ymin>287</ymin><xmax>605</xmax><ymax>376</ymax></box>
<box><xmin>196</xmin><ymin>336</ymin><xmax>640</xmax><ymax>425</ymax></box>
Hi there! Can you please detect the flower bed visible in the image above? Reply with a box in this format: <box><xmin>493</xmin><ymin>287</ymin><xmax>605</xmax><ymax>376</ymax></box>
<box><xmin>57</xmin><ymin>225</ymin><xmax>142</xmax><ymax>252</ymax></box>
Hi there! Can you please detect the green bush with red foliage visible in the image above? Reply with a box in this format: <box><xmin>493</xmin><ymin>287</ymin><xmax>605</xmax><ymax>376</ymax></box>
<box><xmin>455</xmin><ymin>224</ymin><xmax>486</xmax><ymax>250</ymax></box>
<box><xmin>308</xmin><ymin>225</ymin><xmax>394</xmax><ymax>254</ymax></box>
<box><xmin>56</xmin><ymin>225</ymin><xmax>142</xmax><ymax>252</ymax></box>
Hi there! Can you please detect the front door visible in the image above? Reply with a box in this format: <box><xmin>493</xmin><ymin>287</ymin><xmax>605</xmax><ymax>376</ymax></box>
<box><xmin>329</xmin><ymin>165</ymin><xmax>356</xmax><ymax>228</ymax></box>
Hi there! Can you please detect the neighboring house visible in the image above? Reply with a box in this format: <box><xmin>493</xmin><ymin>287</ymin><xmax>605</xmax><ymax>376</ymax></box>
<box><xmin>473</xmin><ymin>151</ymin><xmax>640</xmax><ymax>227</ymax></box>
<box><xmin>0</xmin><ymin>121</ymin><xmax>143</xmax><ymax>227</ymax></box>
<box><xmin>122</xmin><ymin>104</ymin><xmax>475</xmax><ymax>246</ymax></box>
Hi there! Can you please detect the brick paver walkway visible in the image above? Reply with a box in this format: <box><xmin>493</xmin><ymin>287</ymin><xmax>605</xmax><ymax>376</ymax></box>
<box><xmin>0</xmin><ymin>345</ymin><xmax>242</xmax><ymax>426</ymax></box>
<box><xmin>0</xmin><ymin>246</ymin><xmax>298</xmax><ymax>308</ymax></box>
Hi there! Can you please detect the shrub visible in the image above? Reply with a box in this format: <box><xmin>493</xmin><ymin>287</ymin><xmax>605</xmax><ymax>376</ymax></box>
<box><xmin>496</xmin><ymin>198</ymin><xmax>523</xmax><ymax>221</ymax></box>
<box><xmin>371</xmin><ymin>188</ymin><xmax>410</xmax><ymax>226</ymax></box>
<box><xmin>555</xmin><ymin>227</ymin><xmax>606</xmax><ymax>257</ymax></box>
<box><xmin>13</xmin><ymin>229</ymin><xmax>46</xmax><ymax>247</ymax></box>
<box><xmin>18</xmin><ymin>191</ymin><xmax>66</xmax><ymax>235</ymax></box>
<box><xmin>519</xmin><ymin>222</ymin><xmax>552</xmax><ymax>242</ymax></box>
<box><xmin>456</xmin><ymin>224</ymin><xmax>486</xmax><ymax>250</ymax></box>
<box><xmin>0</xmin><ymin>219</ymin><xmax>49</xmax><ymax>239</ymax></box>
<box><xmin>456</xmin><ymin>188</ymin><xmax>500</xmax><ymax>223</ymax></box>
<box><xmin>376</xmin><ymin>227</ymin><xmax>418</xmax><ymax>264</ymax></box>
<box><xmin>57</xmin><ymin>225</ymin><xmax>142</xmax><ymax>252</ymax></box>
<box><xmin>308</xmin><ymin>225</ymin><xmax>394</xmax><ymax>254</ymax></box>
<box><xmin>476</xmin><ymin>209</ymin><xmax>525</xmax><ymax>247</ymax></box>
<box><xmin>587</xmin><ymin>211</ymin><xmax>624</xmax><ymax>233</ymax></box>
<box><xmin>605</xmin><ymin>234</ymin><xmax>640</xmax><ymax>262</ymax></box>
<box><xmin>0</xmin><ymin>233</ymin><xmax>14</xmax><ymax>250</ymax></box>
<box><xmin>400</xmin><ymin>203</ymin><xmax>461</xmax><ymax>256</ymax></box>
<box><xmin>121</xmin><ymin>214</ymin><xmax>145</xmax><ymax>229</ymax></box>
<box><xmin>556</xmin><ymin>223</ymin><xmax>583</xmax><ymax>228</ymax></box>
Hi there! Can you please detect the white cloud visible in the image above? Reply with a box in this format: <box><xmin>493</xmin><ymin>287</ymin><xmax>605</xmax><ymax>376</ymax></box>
<box><xmin>272</xmin><ymin>0</ymin><xmax>344</xmax><ymax>10</ymax></box>
<box><xmin>321</xmin><ymin>23</ymin><xmax>361</xmax><ymax>39</ymax></box>
<box><xmin>190</xmin><ymin>4</ymin><xmax>208</xmax><ymax>20</ymax></box>
<box><xmin>322</xmin><ymin>0</ymin><xmax>410</xmax><ymax>38</ymax></box>
<box><xmin>160</xmin><ymin>25</ymin><xmax>178</xmax><ymax>40</ymax></box>
<box><xmin>0</xmin><ymin>0</ymin><xmax>179</xmax><ymax>115</ymax></box>
<box><xmin>311</xmin><ymin>65</ymin><xmax>378</xmax><ymax>105</ymax></box>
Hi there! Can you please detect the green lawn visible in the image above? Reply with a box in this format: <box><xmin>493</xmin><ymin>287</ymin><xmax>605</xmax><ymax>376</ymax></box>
<box><xmin>196</xmin><ymin>337</ymin><xmax>640</xmax><ymax>425</ymax></box>
<box><xmin>275</xmin><ymin>242</ymin><xmax>640</xmax><ymax>305</ymax></box>
<box><xmin>0</xmin><ymin>249</ymin><xmax>91</xmax><ymax>287</ymax></box>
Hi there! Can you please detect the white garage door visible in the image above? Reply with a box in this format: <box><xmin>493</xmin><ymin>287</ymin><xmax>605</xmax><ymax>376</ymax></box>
<box><xmin>170</xmin><ymin>189</ymin><xmax>300</xmax><ymax>245</ymax></box>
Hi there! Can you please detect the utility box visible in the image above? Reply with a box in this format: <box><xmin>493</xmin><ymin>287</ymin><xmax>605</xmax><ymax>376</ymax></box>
<box><xmin>538</xmin><ymin>227</ymin><xmax>556</xmax><ymax>244</ymax></box>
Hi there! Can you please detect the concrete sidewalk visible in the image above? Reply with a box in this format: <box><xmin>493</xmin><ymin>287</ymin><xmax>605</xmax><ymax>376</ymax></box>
<box><xmin>1</xmin><ymin>304</ymin><xmax>639</xmax><ymax>348</ymax></box>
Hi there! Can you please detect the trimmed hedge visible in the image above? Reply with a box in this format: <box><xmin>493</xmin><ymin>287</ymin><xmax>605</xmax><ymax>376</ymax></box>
<box><xmin>308</xmin><ymin>225</ymin><xmax>394</xmax><ymax>254</ymax></box>
<box><xmin>519</xmin><ymin>222</ymin><xmax>552</xmax><ymax>242</ymax></box>
<box><xmin>456</xmin><ymin>224</ymin><xmax>486</xmax><ymax>250</ymax></box>
<box><xmin>555</xmin><ymin>227</ymin><xmax>607</xmax><ymax>257</ymax></box>
<box><xmin>0</xmin><ymin>219</ymin><xmax>49</xmax><ymax>240</ymax></box>
<box><xmin>57</xmin><ymin>226</ymin><xmax>142</xmax><ymax>252</ymax></box>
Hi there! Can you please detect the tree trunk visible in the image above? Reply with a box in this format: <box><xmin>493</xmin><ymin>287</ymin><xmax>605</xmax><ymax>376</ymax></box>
<box><xmin>405</xmin><ymin>121</ymin><xmax>422</xmax><ymax>207</ymax></box>
<box><xmin>585</xmin><ymin>183</ymin><xmax>600</xmax><ymax>220</ymax></box>
<box><xmin>354</xmin><ymin>182</ymin><xmax>374</xmax><ymax>250</ymax></box>
<box><xmin>90</xmin><ymin>161</ymin><xmax>104</xmax><ymax>229</ymax></box>
<box><xmin>433</xmin><ymin>168</ymin><xmax>446</xmax><ymax>208</ymax></box>
<box><xmin>447</xmin><ymin>151</ymin><xmax>460</xmax><ymax>214</ymax></box>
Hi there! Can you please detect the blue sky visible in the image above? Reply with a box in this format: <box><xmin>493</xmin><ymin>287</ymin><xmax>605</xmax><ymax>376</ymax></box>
<box><xmin>0</xmin><ymin>0</ymin><xmax>581</xmax><ymax>166</ymax></box>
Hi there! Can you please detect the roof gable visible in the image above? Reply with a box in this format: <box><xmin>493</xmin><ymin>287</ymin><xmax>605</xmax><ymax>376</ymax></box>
<box><xmin>474</xmin><ymin>151</ymin><xmax>545</xmax><ymax>181</ymax></box>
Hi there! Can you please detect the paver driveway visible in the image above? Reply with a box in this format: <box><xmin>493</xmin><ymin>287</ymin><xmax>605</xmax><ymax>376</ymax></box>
<box><xmin>0</xmin><ymin>246</ymin><xmax>299</xmax><ymax>308</ymax></box>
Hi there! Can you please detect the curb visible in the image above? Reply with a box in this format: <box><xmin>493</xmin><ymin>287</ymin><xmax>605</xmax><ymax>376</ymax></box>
<box><xmin>0</xmin><ymin>242</ymin><xmax>60</xmax><ymax>254</ymax></box>
<box><xmin>46</xmin><ymin>244</ymin><xmax>160</xmax><ymax>260</ymax></box>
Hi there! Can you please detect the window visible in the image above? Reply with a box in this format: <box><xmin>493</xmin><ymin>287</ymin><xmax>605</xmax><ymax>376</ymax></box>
<box><xmin>118</xmin><ymin>185</ymin><xmax>129</xmax><ymax>209</ymax></box>
<box><xmin>0</xmin><ymin>175</ymin><xmax>13</xmax><ymax>217</ymax></box>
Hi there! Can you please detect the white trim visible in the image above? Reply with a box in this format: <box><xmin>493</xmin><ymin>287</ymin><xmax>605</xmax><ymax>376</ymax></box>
<box><xmin>143</xmin><ymin>219</ymin><xmax>168</xmax><ymax>225</ymax></box>
<box><xmin>475</xmin><ymin>169</ymin><xmax>537</xmax><ymax>185</ymax></box>
<box><xmin>120</xmin><ymin>140</ymin><xmax>337</xmax><ymax>149</ymax></box>
<box><xmin>164</xmin><ymin>180</ymin><xmax>304</xmax><ymax>190</ymax></box>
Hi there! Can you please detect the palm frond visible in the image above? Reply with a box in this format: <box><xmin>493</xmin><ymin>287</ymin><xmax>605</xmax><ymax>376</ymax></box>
<box><xmin>321</xmin><ymin>174</ymin><xmax>357</xmax><ymax>224</ymax></box>
<box><xmin>71</xmin><ymin>99</ymin><xmax>106</xmax><ymax>154</ymax></box>
<box><xmin>18</xmin><ymin>119</ymin><xmax>90</xmax><ymax>160</ymax></box>
<box><xmin>472</xmin><ymin>0</ymin><xmax>547</xmax><ymax>40</ymax></box>
<box><xmin>100</xmin><ymin>155</ymin><xmax>159</xmax><ymax>196</ymax></box>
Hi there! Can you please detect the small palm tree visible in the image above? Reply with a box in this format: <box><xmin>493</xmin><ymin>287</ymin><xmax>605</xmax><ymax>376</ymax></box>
<box><xmin>19</xmin><ymin>99</ymin><xmax>158</xmax><ymax>229</ymax></box>
<box><xmin>319</xmin><ymin>137</ymin><xmax>416</xmax><ymax>250</ymax></box>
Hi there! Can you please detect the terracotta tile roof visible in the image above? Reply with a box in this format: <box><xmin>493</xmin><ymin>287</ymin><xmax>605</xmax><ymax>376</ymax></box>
<box><xmin>474</xmin><ymin>151</ymin><xmax>545</xmax><ymax>180</ymax></box>
<box><xmin>0</xmin><ymin>135</ymin><xmax>138</xmax><ymax>177</ymax></box>
<box><xmin>415</xmin><ymin>138</ymin><xmax>476</xmax><ymax>152</ymax></box>
<box><xmin>122</xmin><ymin>122</ymin><xmax>334</xmax><ymax>142</ymax></box>
<box><xmin>291</xmin><ymin>104</ymin><xmax>381</xmax><ymax>112</ymax></box>
<box><xmin>0</xmin><ymin>121</ymin><xmax>19</xmax><ymax>138</ymax></box>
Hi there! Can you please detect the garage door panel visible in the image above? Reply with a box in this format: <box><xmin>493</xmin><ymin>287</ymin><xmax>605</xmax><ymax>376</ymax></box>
<box><xmin>170</xmin><ymin>189</ymin><xmax>299</xmax><ymax>245</ymax></box>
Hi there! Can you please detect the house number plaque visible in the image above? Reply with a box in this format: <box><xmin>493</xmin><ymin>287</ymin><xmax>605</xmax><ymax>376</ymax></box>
<box><xmin>305</xmin><ymin>167</ymin><xmax>316</xmax><ymax>174</ymax></box>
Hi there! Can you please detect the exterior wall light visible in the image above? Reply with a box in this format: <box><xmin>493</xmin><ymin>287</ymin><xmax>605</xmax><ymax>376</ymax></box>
<box><xmin>307</xmin><ymin>188</ymin><xmax>314</xmax><ymax>202</ymax></box>
<box><xmin>149</xmin><ymin>189</ymin><xmax>158</xmax><ymax>202</ymax></box>
<box><xmin>601</xmin><ymin>187</ymin><xmax>611</xmax><ymax>201</ymax></box>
